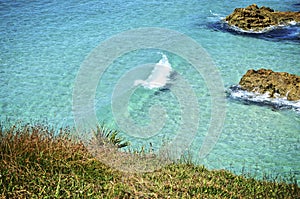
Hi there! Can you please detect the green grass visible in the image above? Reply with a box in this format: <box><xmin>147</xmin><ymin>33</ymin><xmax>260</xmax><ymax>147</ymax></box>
<box><xmin>0</xmin><ymin>123</ymin><xmax>299</xmax><ymax>198</ymax></box>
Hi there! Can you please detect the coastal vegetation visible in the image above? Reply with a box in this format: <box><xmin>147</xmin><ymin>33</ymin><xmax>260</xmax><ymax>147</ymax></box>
<box><xmin>1</xmin><ymin>123</ymin><xmax>299</xmax><ymax>198</ymax></box>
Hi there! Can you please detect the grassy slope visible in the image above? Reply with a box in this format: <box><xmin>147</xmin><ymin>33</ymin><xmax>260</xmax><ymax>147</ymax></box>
<box><xmin>0</xmin><ymin>124</ymin><xmax>299</xmax><ymax>198</ymax></box>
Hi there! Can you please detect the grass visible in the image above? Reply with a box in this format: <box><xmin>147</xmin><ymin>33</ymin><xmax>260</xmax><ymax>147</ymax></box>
<box><xmin>0</xmin><ymin>123</ymin><xmax>299</xmax><ymax>198</ymax></box>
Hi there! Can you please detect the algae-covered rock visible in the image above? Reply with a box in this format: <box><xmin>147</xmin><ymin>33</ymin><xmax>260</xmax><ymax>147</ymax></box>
<box><xmin>239</xmin><ymin>69</ymin><xmax>300</xmax><ymax>101</ymax></box>
<box><xmin>225</xmin><ymin>4</ymin><xmax>300</xmax><ymax>32</ymax></box>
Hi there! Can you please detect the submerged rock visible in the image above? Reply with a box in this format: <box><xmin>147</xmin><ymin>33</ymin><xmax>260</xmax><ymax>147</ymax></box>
<box><xmin>225</xmin><ymin>4</ymin><xmax>300</xmax><ymax>32</ymax></box>
<box><xmin>239</xmin><ymin>69</ymin><xmax>300</xmax><ymax>101</ymax></box>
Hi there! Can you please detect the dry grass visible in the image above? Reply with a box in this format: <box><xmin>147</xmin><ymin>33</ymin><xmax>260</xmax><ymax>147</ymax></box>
<box><xmin>0</xmin><ymin>123</ymin><xmax>299</xmax><ymax>198</ymax></box>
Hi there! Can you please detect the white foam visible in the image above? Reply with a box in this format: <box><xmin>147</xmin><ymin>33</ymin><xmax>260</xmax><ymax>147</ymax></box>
<box><xmin>225</xmin><ymin>21</ymin><xmax>277</xmax><ymax>34</ymax></box>
<box><xmin>288</xmin><ymin>21</ymin><xmax>298</xmax><ymax>26</ymax></box>
<box><xmin>228</xmin><ymin>85</ymin><xmax>300</xmax><ymax>112</ymax></box>
<box><xmin>225</xmin><ymin>20</ymin><xmax>300</xmax><ymax>34</ymax></box>
<box><xmin>134</xmin><ymin>54</ymin><xmax>172</xmax><ymax>89</ymax></box>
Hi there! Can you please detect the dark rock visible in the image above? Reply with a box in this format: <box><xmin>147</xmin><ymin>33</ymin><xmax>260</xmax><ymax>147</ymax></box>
<box><xmin>239</xmin><ymin>69</ymin><xmax>300</xmax><ymax>101</ymax></box>
<box><xmin>225</xmin><ymin>4</ymin><xmax>300</xmax><ymax>32</ymax></box>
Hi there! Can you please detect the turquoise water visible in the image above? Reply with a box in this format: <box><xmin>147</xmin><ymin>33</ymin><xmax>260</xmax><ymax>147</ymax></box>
<box><xmin>1</xmin><ymin>0</ymin><xmax>299</xmax><ymax>182</ymax></box>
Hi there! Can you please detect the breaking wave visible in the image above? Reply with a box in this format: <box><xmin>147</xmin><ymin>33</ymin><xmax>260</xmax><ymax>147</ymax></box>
<box><xmin>134</xmin><ymin>53</ymin><xmax>173</xmax><ymax>89</ymax></box>
<box><xmin>227</xmin><ymin>85</ymin><xmax>300</xmax><ymax>113</ymax></box>
<box><xmin>208</xmin><ymin>19</ymin><xmax>300</xmax><ymax>43</ymax></box>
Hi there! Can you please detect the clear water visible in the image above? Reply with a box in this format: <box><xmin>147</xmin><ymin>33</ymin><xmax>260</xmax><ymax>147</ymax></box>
<box><xmin>1</xmin><ymin>0</ymin><xmax>299</xmax><ymax>183</ymax></box>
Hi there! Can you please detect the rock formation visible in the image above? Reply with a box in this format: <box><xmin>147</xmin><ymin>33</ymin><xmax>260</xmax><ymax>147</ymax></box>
<box><xmin>239</xmin><ymin>69</ymin><xmax>300</xmax><ymax>101</ymax></box>
<box><xmin>225</xmin><ymin>4</ymin><xmax>300</xmax><ymax>32</ymax></box>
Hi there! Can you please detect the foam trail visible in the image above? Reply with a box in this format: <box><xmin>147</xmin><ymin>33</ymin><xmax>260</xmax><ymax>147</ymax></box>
<box><xmin>134</xmin><ymin>53</ymin><xmax>172</xmax><ymax>89</ymax></box>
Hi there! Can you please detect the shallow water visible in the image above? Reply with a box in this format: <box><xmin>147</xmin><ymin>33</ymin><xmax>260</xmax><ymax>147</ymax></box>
<box><xmin>1</xmin><ymin>0</ymin><xmax>299</xmax><ymax>183</ymax></box>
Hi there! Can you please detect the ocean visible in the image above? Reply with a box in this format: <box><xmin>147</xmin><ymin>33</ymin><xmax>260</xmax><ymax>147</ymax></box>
<box><xmin>1</xmin><ymin>0</ymin><xmax>299</xmax><ymax>183</ymax></box>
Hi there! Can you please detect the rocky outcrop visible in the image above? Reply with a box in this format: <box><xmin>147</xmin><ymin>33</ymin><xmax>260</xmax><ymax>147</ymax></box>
<box><xmin>239</xmin><ymin>69</ymin><xmax>300</xmax><ymax>101</ymax></box>
<box><xmin>225</xmin><ymin>4</ymin><xmax>300</xmax><ymax>32</ymax></box>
